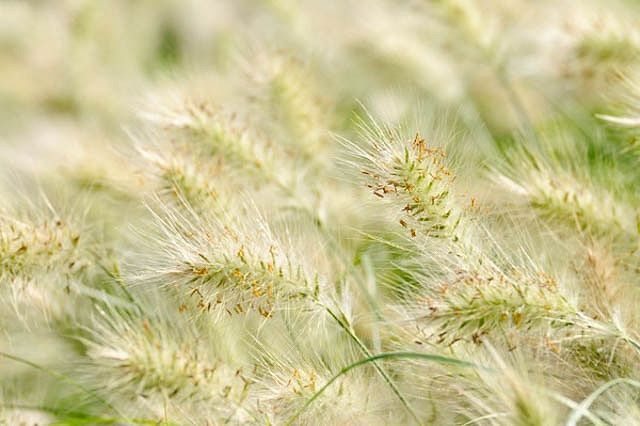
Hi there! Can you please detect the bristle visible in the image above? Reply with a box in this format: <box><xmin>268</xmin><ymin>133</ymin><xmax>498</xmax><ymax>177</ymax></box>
<box><xmin>3</xmin><ymin>1</ymin><xmax>640</xmax><ymax>424</ymax></box>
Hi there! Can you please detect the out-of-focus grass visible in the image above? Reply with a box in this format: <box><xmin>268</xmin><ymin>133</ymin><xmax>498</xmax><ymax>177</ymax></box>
<box><xmin>3</xmin><ymin>0</ymin><xmax>640</xmax><ymax>425</ymax></box>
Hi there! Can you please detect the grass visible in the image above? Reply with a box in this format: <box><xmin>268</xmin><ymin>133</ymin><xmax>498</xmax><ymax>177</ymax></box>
<box><xmin>2</xmin><ymin>0</ymin><xmax>640</xmax><ymax>424</ymax></box>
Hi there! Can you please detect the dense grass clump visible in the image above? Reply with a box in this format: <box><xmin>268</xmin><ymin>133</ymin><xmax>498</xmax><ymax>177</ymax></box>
<box><xmin>2</xmin><ymin>1</ymin><xmax>640</xmax><ymax>424</ymax></box>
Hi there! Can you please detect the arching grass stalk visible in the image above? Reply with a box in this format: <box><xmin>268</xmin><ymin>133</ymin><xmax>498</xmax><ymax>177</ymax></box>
<box><xmin>0</xmin><ymin>404</ymin><xmax>169</xmax><ymax>426</ymax></box>
<box><xmin>566</xmin><ymin>378</ymin><xmax>640</xmax><ymax>426</ymax></box>
<box><xmin>321</xmin><ymin>305</ymin><xmax>422</xmax><ymax>425</ymax></box>
<box><xmin>0</xmin><ymin>351</ymin><xmax>119</xmax><ymax>417</ymax></box>
<box><xmin>547</xmin><ymin>393</ymin><xmax>604</xmax><ymax>426</ymax></box>
<box><xmin>285</xmin><ymin>351</ymin><xmax>483</xmax><ymax>426</ymax></box>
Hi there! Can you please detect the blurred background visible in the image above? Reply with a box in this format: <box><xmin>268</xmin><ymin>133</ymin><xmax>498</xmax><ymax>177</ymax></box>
<box><xmin>2</xmin><ymin>0</ymin><xmax>640</xmax><ymax>188</ymax></box>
